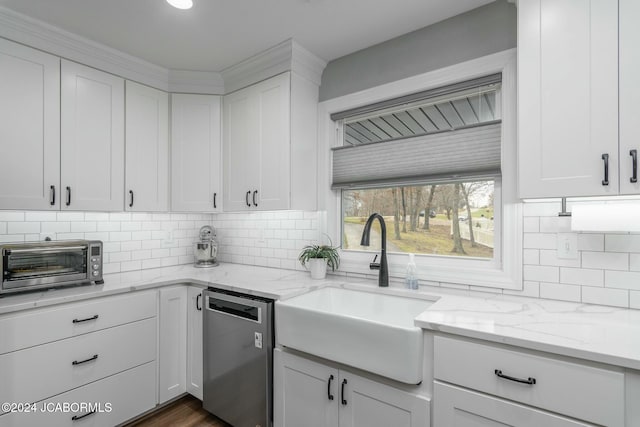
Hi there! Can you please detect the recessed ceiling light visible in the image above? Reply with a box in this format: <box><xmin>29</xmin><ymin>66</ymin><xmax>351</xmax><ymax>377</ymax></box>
<box><xmin>167</xmin><ymin>0</ymin><xmax>193</xmax><ymax>10</ymax></box>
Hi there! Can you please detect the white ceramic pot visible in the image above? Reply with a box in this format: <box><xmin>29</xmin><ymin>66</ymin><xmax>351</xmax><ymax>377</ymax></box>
<box><xmin>308</xmin><ymin>258</ymin><xmax>328</xmax><ymax>279</ymax></box>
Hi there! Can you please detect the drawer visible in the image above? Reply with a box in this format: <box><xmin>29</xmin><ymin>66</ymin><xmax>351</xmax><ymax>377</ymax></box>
<box><xmin>434</xmin><ymin>336</ymin><xmax>624</xmax><ymax>427</ymax></box>
<box><xmin>0</xmin><ymin>361</ymin><xmax>157</xmax><ymax>427</ymax></box>
<box><xmin>0</xmin><ymin>290</ymin><xmax>156</xmax><ymax>355</ymax></box>
<box><xmin>434</xmin><ymin>381</ymin><xmax>595</xmax><ymax>427</ymax></box>
<box><xmin>0</xmin><ymin>317</ymin><xmax>156</xmax><ymax>410</ymax></box>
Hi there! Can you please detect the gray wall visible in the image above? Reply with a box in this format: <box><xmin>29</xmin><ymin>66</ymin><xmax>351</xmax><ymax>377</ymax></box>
<box><xmin>319</xmin><ymin>1</ymin><xmax>516</xmax><ymax>101</ymax></box>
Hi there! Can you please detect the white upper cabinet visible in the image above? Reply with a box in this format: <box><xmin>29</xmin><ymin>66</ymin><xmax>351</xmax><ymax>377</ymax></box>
<box><xmin>518</xmin><ymin>0</ymin><xmax>619</xmax><ymax>198</ymax></box>
<box><xmin>61</xmin><ymin>60</ymin><xmax>125</xmax><ymax>211</ymax></box>
<box><xmin>125</xmin><ymin>81</ymin><xmax>169</xmax><ymax>212</ymax></box>
<box><xmin>619</xmin><ymin>0</ymin><xmax>640</xmax><ymax>195</ymax></box>
<box><xmin>223</xmin><ymin>72</ymin><xmax>291</xmax><ymax>211</ymax></box>
<box><xmin>171</xmin><ymin>94</ymin><xmax>222</xmax><ymax>212</ymax></box>
<box><xmin>0</xmin><ymin>38</ymin><xmax>60</xmax><ymax>210</ymax></box>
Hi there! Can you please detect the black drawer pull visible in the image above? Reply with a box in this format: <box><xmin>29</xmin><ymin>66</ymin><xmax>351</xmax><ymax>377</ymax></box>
<box><xmin>213</xmin><ymin>192</ymin><xmax>217</xmax><ymax>209</ymax></box>
<box><xmin>72</xmin><ymin>354</ymin><xmax>98</xmax><ymax>366</ymax></box>
<box><xmin>341</xmin><ymin>378</ymin><xmax>347</xmax><ymax>405</ymax></box>
<box><xmin>72</xmin><ymin>410</ymin><xmax>96</xmax><ymax>421</ymax></box>
<box><xmin>327</xmin><ymin>375</ymin><xmax>334</xmax><ymax>401</ymax></box>
<box><xmin>50</xmin><ymin>185</ymin><xmax>56</xmax><ymax>206</ymax></box>
<box><xmin>246</xmin><ymin>191</ymin><xmax>251</xmax><ymax>207</ymax></box>
<box><xmin>66</xmin><ymin>186</ymin><xmax>71</xmax><ymax>206</ymax></box>
<box><xmin>252</xmin><ymin>190</ymin><xmax>258</xmax><ymax>207</ymax></box>
<box><xmin>129</xmin><ymin>190</ymin><xmax>134</xmax><ymax>208</ymax></box>
<box><xmin>196</xmin><ymin>293</ymin><xmax>202</xmax><ymax>311</ymax></box>
<box><xmin>631</xmin><ymin>150</ymin><xmax>638</xmax><ymax>183</ymax></box>
<box><xmin>72</xmin><ymin>315</ymin><xmax>99</xmax><ymax>324</ymax></box>
<box><xmin>494</xmin><ymin>369</ymin><xmax>536</xmax><ymax>385</ymax></box>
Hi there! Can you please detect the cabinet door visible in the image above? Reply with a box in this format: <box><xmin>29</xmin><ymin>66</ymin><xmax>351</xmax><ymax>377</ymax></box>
<box><xmin>223</xmin><ymin>72</ymin><xmax>291</xmax><ymax>212</ymax></box>
<box><xmin>223</xmin><ymin>85</ymin><xmax>256</xmax><ymax>211</ymax></box>
<box><xmin>125</xmin><ymin>81</ymin><xmax>169</xmax><ymax>211</ymax></box>
<box><xmin>171</xmin><ymin>94</ymin><xmax>222</xmax><ymax>212</ymax></box>
<box><xmin>61</xmin><ymin>60</ymin><xmax>124</xmax><ymax>211</ymax></box>
<box><xmin>0</xmin><ymin>38</ymin><xmax>60</xmax><ymax>210</ymax></box>
<box><xmin>434</xmin><ymin>382</ymin><xmax>595</xmax><ymax>427</ymax></box>
<box><xmin>158</xmin><ymin>286</ymin><xmax>187</xmax><ymax>403</ymax></box>
<box><xmin>620</xmin><ymin>0</ymin><xmax>640</xmax><ymax>195</ymax></box>
<box><xmin>274</xmin><ymin>349</ymin><xmax>338</xmax><ymax>427</ymax></box>
<box><xmin>186</xmin><ymin>286</ymin><xmax>203</xmax><ymax>400</ymax></box>
<box><xmin>518</xmin><ymin>0</ymin><xmax>618</xmax><ymax>198</ymax></box>
<box><xmin>340</xmin><ymin>371</ymin><xmax>429</xmax><ymax>427</ymax></box>
<box><xmin>253</xmin><ymin>72</ymin><xmax>291</xmax><ymax>211</ymax></box>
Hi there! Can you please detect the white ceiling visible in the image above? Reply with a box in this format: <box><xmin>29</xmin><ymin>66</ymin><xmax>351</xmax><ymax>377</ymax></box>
<box><xmin>0</xmin><ymin>0</ymin><xmax>494</xmax><ymax>72</ymax></box>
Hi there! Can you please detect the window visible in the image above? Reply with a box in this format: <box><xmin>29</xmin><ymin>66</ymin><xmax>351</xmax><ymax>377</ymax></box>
<box><xmin>342</xmin><ymin>181</ymin><xmax>495</xmax><ymax>258</ymax></box>
<box><xmin>317</xmin><ymin>50</ymin><xmax>521</xmax><ymax>290</ymax></box>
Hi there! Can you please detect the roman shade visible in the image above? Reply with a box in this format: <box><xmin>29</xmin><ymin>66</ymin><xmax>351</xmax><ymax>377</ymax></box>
<box><xmin>331</xmin><ymin>120</ymin><xmax>501</xmax><ymax>189</ymax></box>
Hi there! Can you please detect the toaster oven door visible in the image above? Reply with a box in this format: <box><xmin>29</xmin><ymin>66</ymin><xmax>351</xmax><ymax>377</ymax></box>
<box><xmin>2</xmin><ymin>245</ymin><xmax>89</xmax><ymax>292</ymax></box>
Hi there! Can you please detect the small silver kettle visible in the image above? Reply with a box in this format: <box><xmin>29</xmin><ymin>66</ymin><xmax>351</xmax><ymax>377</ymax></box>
<box><xmin>194</xmin><ymin>225</ymin><xmax>218</xmax><ymax>268</ymax></box>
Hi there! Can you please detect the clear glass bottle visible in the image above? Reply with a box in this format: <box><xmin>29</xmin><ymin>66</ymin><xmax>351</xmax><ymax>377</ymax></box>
<box><xmin>405</xmin><ymin>253</ymin><xmax>419</xmax><ymax>290</ymax></box>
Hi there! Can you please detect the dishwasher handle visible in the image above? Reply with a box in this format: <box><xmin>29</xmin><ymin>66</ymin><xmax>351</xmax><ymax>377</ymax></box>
<box><xmin>206</xmin><ymin>296</ymin><xmax>262</xmax><ymax>323</ymax></box>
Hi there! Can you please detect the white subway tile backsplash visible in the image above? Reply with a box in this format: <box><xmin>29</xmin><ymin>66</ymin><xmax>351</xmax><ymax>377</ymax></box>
<box><xmin>523</xmin><ymin>249</ymin><xmax>539</xmax><ymax>265</ymax></box>
<box><xmin>9</xmin><ymin>222</ymin><xmax>40</xmax><ymax>234</ymax></box>
<box><xmin>523</xmin><ymin>265</ymin><xmax>559</xmax><ymax>283</ymax></box>
<box><xmin>582</xmin><ymin>252</ymin><xmax>628</xmax><ymax>271</ymax></box>
<box><xmin>523</xmin><ymin>217</ymin><xmax>539</xmax><ymax>233</ymax></box>
<box><xmin>604</xmin><ymin>270</ymin><xmax>640</xmax><ymax>291</ymax></box>
<box><xmin>539</xmin><ymin>282</ymin><xmax>581</xmax><ymax>302</ymax></box>
<box><xmin>523</xmin><ymin>201</ymin><xmax>560</xmax><ymax>217</ymax></box>
<box><xmin>0</xmin><ymin>222</ymin><xmax>6</xmax><ymax>234</ymax></box>
<box><xmin>504</xmin><ymin>281</ymin><xmax>540</xmax><ymax>298</ymax></box>
<box><xmin>539</xmin><ymin>217</ymin><xmax>571</xmax><ymax>233</ymax></box>
<box><xmin>523</xmin><ymin>233</ymin><xmax>556</xmax><ymax>249</ymax></box>
<box><xmin>630</xmin><ymin>291</ymin><xmax>640</xmax><ymax>309</ymax></box>
<box><xmin>577</xmin><ymin>234</ymin><xmax>604</xmax><ymax>251</ymax></box>
<box><xmin>560</xmin><ymin>267</ymin><xmax>604</xmax><ymax>287</ymax></box>
<box><xmin>57</xmin><ymin>212</ymin><xmax>84</xmax><ymax>221</ymax></box>
<box><xmin>97</xmin><ymin>221</ymin><xmax>121</xmax><ymax>232</ymax></box>
<box><xmin>25</xmin><ymin>212</ymin><xmax>57</xmax><ymax>222</ymax></box>
<box><xmin>71</xmin><ymin>222</ymin><xmax>97</xmax><ymax>233</ymax></box>
<box><xmin>539</xmin><ymin>250</ymin><xmax>581</xmax><ymax>268</ymax></box>
<box><xmin>630</xmin><ymin>254</ymin><xmax>640</xmax><ymax>271</ymax></box>
<box><xmin>121</xmin><ymin>260</ymin><xmax>142</xmax><ymax>272</ymax></box>
<box><xmin>0</xmin><ymin>235</ymin><xmax>24</xmax><ymax>243</ymax></box>
<box><xmin>85</xmin><ymin>213</ymin><xmax>110</xmax><ymax>221</ymax></box>
<box><xmin>581</xmin><ymin>287</ymin><xmax>629</xmax><ymax>308</ymax></box>
<box><xmin>0</xmin><ymin>212</ymin><xmax>24</xmax><ymax>221</ymax></box>
<box><xmin>605</xmin><ymin>234</ymin><xmax>640</xmax><ymax>253</ymax></box>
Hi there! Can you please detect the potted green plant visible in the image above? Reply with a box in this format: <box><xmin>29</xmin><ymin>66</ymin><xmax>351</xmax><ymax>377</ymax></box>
<box><xmin>298</xmin><ymin>239</ymin><xmax>340</xmax><ymax>279</ymax></box>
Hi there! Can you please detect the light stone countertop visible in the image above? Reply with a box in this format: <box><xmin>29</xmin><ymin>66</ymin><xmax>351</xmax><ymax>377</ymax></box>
<box><xmin>2</xmin><ymin>263</ymin><xmax>640</xmax><ymax>371</ymax></box>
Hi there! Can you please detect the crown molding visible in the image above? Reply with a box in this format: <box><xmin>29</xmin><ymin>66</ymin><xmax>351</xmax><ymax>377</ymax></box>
<box><xmin>0</xmin><ymin>6</ymin><xmax>170</xmax><ymax>91</ymax></box>
<box><xmin>168</xmin><ymin>70</ymin><xmax>225</xmax><ymax>95</ymax></box>
<box><xmin>222</xmin><ymin>39</ymin><xmax>327</xmax><ymax>93</ymax></box>
<box><xmin>0</xmin><ymin>6</ymin><xmax>327</xmax><ymax>95</ymax></box>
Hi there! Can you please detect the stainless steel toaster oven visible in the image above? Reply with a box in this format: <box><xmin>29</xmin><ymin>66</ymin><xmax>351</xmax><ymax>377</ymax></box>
<box><xmin>1</xmin><ymin>240</ymin><xmax>103</xmax><ymax>295</ymax></box>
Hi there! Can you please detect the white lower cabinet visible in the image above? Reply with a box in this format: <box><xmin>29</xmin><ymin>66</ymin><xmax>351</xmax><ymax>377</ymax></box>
<box><xmin>274</xmin><ymin>349</ymin><xmax>430</xmax><ymax>427</ymax></box>
<box><xmin>0</xmin><ymin>362</ymin><xmax>157</xmax><ymax>427</ymax></box>
<box><xmin>433</xmin><ymin>335</ymin><xmax>624</xmax><ymax>427</ymax></box>
<box><xmin>186</xmin><ymin>286</ymin><xmax>204</xmax><ymax>400</ymax></box>
<box><xmin>158</xmin><ymin>286</ymin><xmax>188</xmax><ymax>403</ymax></box>
<box><xmin>434</xmin><ymin>382</ymin><xmax>594</xmax><ymax>427</ymax></box>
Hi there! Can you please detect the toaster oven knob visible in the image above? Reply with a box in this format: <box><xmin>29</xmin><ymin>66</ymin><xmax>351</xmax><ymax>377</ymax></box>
<box><xmin>92</xmin><ymin>264</ymin><xmax>99</xmax><ymax>270</ymax></box>
<box><xmin>92</xmin><ymin>271</ymin><xmax>99</xmax><ymax>277</ymax></box>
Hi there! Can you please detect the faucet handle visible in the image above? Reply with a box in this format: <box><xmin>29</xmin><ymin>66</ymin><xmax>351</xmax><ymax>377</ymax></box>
<box><xmin>369</xmin><ymin>254</ymin><xmax>380</xmax><ymax>270</ymax></box>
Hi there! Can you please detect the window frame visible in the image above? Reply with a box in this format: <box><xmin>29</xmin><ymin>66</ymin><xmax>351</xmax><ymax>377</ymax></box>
<box><xmin>316</xmin><ymin>49</ymin><xmax>522</xmax><ymax>290</ymax></box>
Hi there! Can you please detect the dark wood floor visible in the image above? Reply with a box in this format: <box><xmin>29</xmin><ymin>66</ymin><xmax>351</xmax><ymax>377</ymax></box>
<box><xmin>125</xmin><ymin>395</ymin><xmax>230</xmax><ymax>427</ymax></box>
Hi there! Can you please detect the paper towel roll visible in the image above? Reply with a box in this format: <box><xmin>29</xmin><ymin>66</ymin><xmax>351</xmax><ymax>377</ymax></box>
<box><xmin>571</xmin><ymin>203</ymin><xmax>640</xmax><ymax>232</ymax></box>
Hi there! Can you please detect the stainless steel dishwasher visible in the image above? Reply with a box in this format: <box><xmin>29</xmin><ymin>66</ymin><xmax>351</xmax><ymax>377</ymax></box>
<box><xmin>203</xmin><ymin>287</ymin><xmax>274</xmax><ymax>427</ymax></box>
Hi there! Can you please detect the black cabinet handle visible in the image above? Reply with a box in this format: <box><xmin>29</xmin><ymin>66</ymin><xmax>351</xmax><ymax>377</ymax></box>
<box><xmin>129</xmin><ymin>190</ymin><xmax>134</xmax><ymax>208</ymax></box>
<box><xmin>196</xmin><ymin>293</ymin><xmax>202</xmax><ymax>311</ymax></box>
<box><xmin>66</xmin><ymin>186</ymin><xmax>71</xmax><ymax>206</ymax></box>
<box><xmin>246</xmin><ymin>191</ymin><xmax>251</xmax><ymax>207</ymax></box>
<box><xmin>50</xmin><ymin>185</ymin><xmax>56</xmax><ymax>206</ymax></box>
<box><xmin>341</xmin><ymin>378</ymin><xmax>347</xmax><ymax>405</ymax></box>
<box><xmin>72</xmin><ymin>410</ymin><xmax>96</xmax><ymax>421</ymax></box>
<box><xmin>494</xmin><ymin>369</ymin><xmax>536</xmax><ymax>385</ymax></box>
<box><xmin>72</xmin><ymin>354</ymin><xmax>98</xmax><ymax>366</ymax></box>
<box><xmin>631</xmin><ymin>150</ymin><xmax>638</xmax><ymax>183</ymax></box>
<box><xmin>327</xmin><ymin>375</ymin><xmax>334</xmax><ymax>401</ymax></box>
<box><xmin>602</xmin><ymin>153</ymin><xmax>609</xmax><ymax>186</ymax></box>
<box><xmin>72</xmin><ymin>314</ymin><xmax>99</xmax><ymax>324</ymax></box>
<box><xmin>213</xmin><ymin>193</ymin><xmax>217</xmax><ymax>209</ymax></box>
<box><xmin>252</xmin><ymin>190</ymin><xmax>258</xmax><ymax>207</ymax></box>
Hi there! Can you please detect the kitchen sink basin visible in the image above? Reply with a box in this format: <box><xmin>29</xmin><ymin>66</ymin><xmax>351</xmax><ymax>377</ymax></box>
<box><xmin>275</xmin><ymin>287</ymin><xmax>434</xmax><ymax>384</ymax></box>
